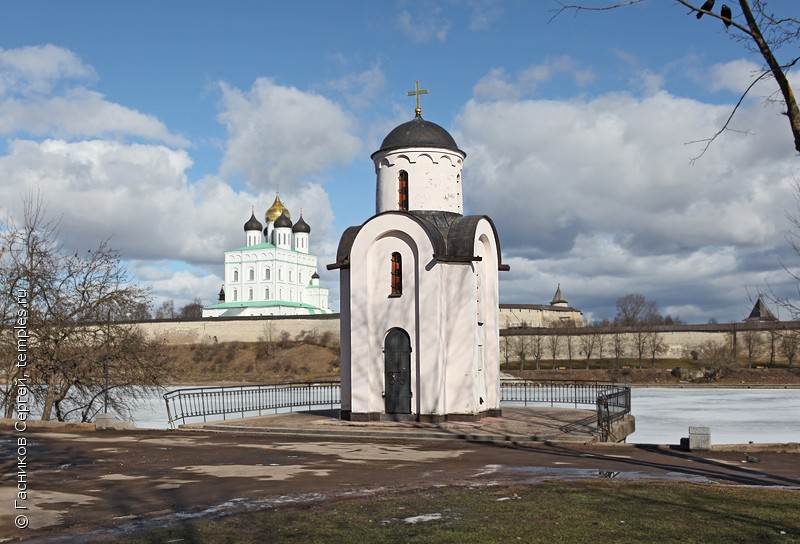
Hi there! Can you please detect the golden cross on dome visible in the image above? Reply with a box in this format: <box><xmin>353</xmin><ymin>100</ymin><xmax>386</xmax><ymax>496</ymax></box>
<box><xmin>407</xmin><ymin>81</ymin><xmax>428</xmax><ymax>116</ymax></box>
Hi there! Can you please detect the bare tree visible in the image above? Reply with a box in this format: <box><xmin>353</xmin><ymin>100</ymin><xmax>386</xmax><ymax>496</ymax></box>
<box><xmin>513</xmin><ymin>334</ymin><xmax>531</xmax><ymax>371</ymax></box>
<box><xmin>552</xmin><ymin>1</ymin><xmax>800</xmax><ymax>156</ymax></box>
<box><xmin>615</xmin><ymin>294</ymin><xmax>659</xmax><ymax>326</ymax></box>
<box><xmin>646</xmin><ymin>330</ymin><xmax>667</xmax><ymax>367</ymax></box>
<box><xmin>694</xmin><ymin>339</ymin><xmax>734</xmax><ymax>380</ymax></box>
<box><xmin>579</xmin><ymin>332</ymin><xmax>597</xmax><ymax>369</ymax></box>
<box><xmin>179</xmin><ymin>297</ymin><xmax>204</xmax><ymax>319</ymax></box>
<box><xmin>611</xmin><ymin>328</ymin><xmax>627</xmax><ymax>369</ymax></box>
<box><xmin>154</xmin><ymin>299</ymin><xmax>176</xmax><ymax>319</ymax></box>
<box><xmin>0</xmin><ymin>195</ymin><xmax>169</xmax><ymax>421</ymax></box>
<box><xmin>531</xmin><ymin>333</ymin><xmax>544</xmax><ymax>370</ymax></box>
<box><xmin>740</xmin><ymin>328</ymin><xmax>765</xmax><ymax>367</ymax></box>
<box><xmin>779</xmin><ymin>330</ymin><xmax>799</xmax><ymax>367</ymax></box>
<box><xmin>500</xmin><ymin>335</ymin><xmax>513</xmax><ymax>368</ymax></box>
<box><xmin>594</xmin><ymin>328</ymin><xmax>607</xmax><ymax>368</ymax></box>
<box><xmin>546</xmin><ymin>333</ymin><xmax>562</xmax><ymax>369</ymax></box>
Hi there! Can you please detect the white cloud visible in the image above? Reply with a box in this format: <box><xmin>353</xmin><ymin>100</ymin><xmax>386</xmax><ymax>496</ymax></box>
<box><xmin>0</xmin><ymin>45</ymin><xmax>187</xmax><ymax>146</ymax></box>
<box><xmin>0</xmin><ymin>88</ymin><xmax>188</xmax><ymax>146</ymax></box>
<box><xmin>321</xmin><ymin>64</ymin><xmax>387</xmax><ymax>111</ymax></box>
<box><xmin>472</xmin><ymin>58</ymin><xmax>594</xmax><ymax>101</ymax></box>
<box><xmin>397</xmin><ymin>9</ymin><xmax>450</xmax><ymax>43</ymax></box>
<box><xmin>458</xmin><ymin>75</ymin><xmax>800</xmax><ymax>321</ymax></box>
<box><xmin>0</xmin><ymin>44</ymin><xmax>95</xmax><ymax>95</ymax></box>
<box><xmin>217</xmin><ymin>78</ymin><xmax>362</xmax><ymax>190</ymax></box>
<box><xmin>704</xmin><ymin>59</ymin><xmax>763</xmax><ymax>94</ymax></box>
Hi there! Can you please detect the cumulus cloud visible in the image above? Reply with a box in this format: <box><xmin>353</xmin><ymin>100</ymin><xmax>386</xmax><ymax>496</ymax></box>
<box><xmin>458</xmin><ymin>75</ymin><xmax>800</xmax><ymax>322</ymax></box>
<box><xmin>0</xmin><ymin>44</ymin><xmax>96</xmax><ymax>95</ymax></box>
<box><xmin>473</xmin><ymin>57</ymin><xmax>594</xmax><ymax>101</ymax></box>
<box><xmin>217</xmin><ymin>78</ymin><xmax>362</xmax><ymax>191</ymax></box>
<box><xmin>320</xmin><ymin>64</ymin><xmax>387</xmax><ymax>111</ymax></box>
<box><xmin>0</xmin><ymin>89</ymin><xmax>188</xmax><ymax>146</ymax></box>
<box><xmin>0</xmin><ymin>45</ymin><xmax>187</xmax><ymax>146</ymax></box>
<box><xmin>397</xmin><ymin>9</ymin><xmax>451</xmax><ymax>43</ymax></box>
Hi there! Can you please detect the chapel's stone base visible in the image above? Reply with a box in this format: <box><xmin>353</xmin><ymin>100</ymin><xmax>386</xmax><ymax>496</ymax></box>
<box><xmin>340</xmin><ymin>409</ymin><xmax>502</xmax><ymax>423</ymax></box>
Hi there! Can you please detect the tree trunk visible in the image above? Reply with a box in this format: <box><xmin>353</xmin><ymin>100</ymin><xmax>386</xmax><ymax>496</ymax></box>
<box><xmin>739</xmin><ymin>0</ymin><xmax>800</xmax><ymax>154</ymax></box>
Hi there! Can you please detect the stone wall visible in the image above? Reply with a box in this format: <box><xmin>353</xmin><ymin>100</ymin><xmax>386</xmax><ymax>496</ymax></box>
<box><xmin>134</xmin><ymin>314</ymin><xmax>800</xmax><ymax>364</ymax></box>
<box><xmin>501</xmin><ymin>321</ymin><xmax>800</xmax><ymax>363</ymax></box>
<box><xmin>136</xmin><ymin>314</ymin><xmax>340</xmax><ymax>344</ymax></box>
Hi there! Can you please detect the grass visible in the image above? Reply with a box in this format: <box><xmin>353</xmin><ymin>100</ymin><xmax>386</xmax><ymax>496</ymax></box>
<box><xmin>116</xmin><ymin>481</ymin><xmax>800</xmax><ymax>543</ymax></box>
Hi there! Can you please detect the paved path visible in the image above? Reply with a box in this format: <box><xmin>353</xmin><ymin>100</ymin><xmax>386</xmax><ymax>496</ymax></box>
<box><xmin>183</xmin><ymin>406</ymin><xmax>604</xmax><ymax>442</ymax></box>
<box><xmin>1</xmin><ymin>410</ymin><xmax>798</xmax><ymax>543</ymax></box>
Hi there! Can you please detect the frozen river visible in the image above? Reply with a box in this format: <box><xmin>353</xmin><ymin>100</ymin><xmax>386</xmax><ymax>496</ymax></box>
<box><xmin>628</xmin><ymin>387</ymin><xmax>800</xmax><ymax>445</ymax></box>
<box><xmin>127</xmin><ymin>386</ymin><xmax>800</xmax><ymax>446</ymax></box>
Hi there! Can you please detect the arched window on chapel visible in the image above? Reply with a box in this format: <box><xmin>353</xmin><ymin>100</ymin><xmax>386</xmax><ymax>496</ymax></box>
<box><xmin>398</xmin><ymin>171</ymin><xmax>409</xmax><ymax>211</ymax></box>
<box><xmin>390</xmin><ymin>252</ymin><xmax>402</xmax><ymax>296</ymax></box>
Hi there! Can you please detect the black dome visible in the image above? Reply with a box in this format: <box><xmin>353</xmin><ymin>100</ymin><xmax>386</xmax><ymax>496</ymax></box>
<box><xmin>292</xmin><ymin>214</ymin><xmax>311</xmax><ymax>233</ymax></box>
<box><xmin>372</xmin><ymin>114</ymin><xmax>464</xmax><ymax>158</ymax></box>
<box><xmin>274</xmin><ymin>211</ymin><xmax>292</xmax><ymax>228</ymax></box>
<box><xmin>243</xmin><ymin>212</ymin><xmax>263</xmax><ymax>232</ymax></box>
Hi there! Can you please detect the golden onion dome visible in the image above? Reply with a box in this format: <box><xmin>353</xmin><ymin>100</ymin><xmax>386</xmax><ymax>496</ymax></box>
<box><xmin>265</xmin><ymin>194</ymin><xmax>291</xmax><ymax>223</ymax></box>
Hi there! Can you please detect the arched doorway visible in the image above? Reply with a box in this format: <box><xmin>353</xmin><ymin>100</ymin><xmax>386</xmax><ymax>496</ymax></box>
<box><xmin>384</xmin><ymin>328</ymin><xmax>412</xmax><ymax>415</ymax></box>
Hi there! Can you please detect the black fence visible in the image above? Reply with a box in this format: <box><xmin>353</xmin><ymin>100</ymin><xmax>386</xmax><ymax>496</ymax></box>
<box><xmin>164</xmin><ymin>380</ymin><xmax>632</xmax><ymax>436</ymax></box>
<box><xmin>163</xmin><ymin>381</ymin><xmax>340</xmax><ymax>427</ymax></box>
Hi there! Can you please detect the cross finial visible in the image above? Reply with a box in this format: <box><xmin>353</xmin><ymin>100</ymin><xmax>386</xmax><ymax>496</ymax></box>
<box><xmin>407</xmin><ymin>80</ymin><xmax>429</xmax><ymax>117</ymax></box>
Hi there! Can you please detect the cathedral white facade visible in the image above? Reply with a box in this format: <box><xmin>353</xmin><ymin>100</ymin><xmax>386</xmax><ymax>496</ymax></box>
<box><xmin>203</xmin><ymin>195</ymin><xmax>331</xmax><ymax>318</ymax></box>
<box><xmin>329</xmin><ymin>89</ymin><xmax>508</xmax><ymax>422</ymax></box>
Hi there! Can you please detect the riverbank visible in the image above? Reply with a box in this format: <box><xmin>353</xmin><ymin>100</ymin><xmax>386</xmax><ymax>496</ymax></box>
<box><xmin>512</xmin><ymin>367</ymin><xmax>800</xmax><ymax>387</ymax></box>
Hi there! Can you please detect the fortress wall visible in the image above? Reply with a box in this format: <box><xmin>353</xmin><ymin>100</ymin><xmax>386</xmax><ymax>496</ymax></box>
<box><xmin>134</xmin><ymin>313</ymin><xmax>798</xmax><ymax>363</ymax></box>
<box><xmin>501</xmin><ymin>322</ymin><xmax>800</xmax><ymax>362</ymax></box>
<box><xmin>136</xmin><ymin>314</ymin><xmax>340</xmax><ymax>344</ymax></box>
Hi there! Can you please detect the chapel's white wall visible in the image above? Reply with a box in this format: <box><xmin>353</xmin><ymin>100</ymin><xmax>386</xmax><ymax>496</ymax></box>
<box><xmin>477</xmin><ymin>224</ymin><xmax>501</xmax><ymax>411</ymax></box>
<box><xmin>347</xmin><ymin>216</ymin><xmax>442</xmax><ymax>416</ymax></box>
<box><xmin>373</xmin><ymin>148</ymin><xmax>464</xmax><ymax>214</ymax></box>
<box><xmin>339</xmin><ymin>269</ymin><xmax>352</xmax><ymax>412</ymax></box>
<box><xmin>442</xmin><ymin>263</ymin><xmax>477</xmax><ymax>415</ymax></box>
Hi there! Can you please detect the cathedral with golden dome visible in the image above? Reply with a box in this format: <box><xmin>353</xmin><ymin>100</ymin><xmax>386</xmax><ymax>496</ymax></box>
<box><xmin>202</xmin><ymin>193</ymin><xmax>331</xmax><ymax>317</ymax></box>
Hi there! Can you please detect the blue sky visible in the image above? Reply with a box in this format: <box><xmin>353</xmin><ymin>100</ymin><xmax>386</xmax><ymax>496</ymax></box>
<box><xmin>1</xmin><ymin>1</ymin><xmax>799</xmax><ymax>323</ymax></box>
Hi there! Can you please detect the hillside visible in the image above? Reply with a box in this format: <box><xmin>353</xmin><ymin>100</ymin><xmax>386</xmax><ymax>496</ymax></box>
<box><xmin>163</xmin><ymin>341</ymin><xmax>340</xmax><ymax>385</ymax></box>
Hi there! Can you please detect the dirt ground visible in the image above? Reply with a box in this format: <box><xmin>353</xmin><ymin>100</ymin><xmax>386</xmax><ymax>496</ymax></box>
<box><xmin>1</xmin><ymin>424</ymin><xmax>799</xmax><ymax>544</ymax></box>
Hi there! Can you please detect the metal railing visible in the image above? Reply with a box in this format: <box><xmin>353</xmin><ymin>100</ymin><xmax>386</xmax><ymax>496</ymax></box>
<box><xmin>596</xmin><ymin>386</ymin><xmax>632</xmax><ymax>441</ymax></box>
<box><xmin>500</xmin><ymin>380</ymin><xmax>632</xmax><ymax>441</ymax></box>
<box><xmin>164</xmin><ymin>379</ymin><xmax>632</xmax><ymax>437</ymax></box>
<box><xmin>163</xmin><ymin>381</ymin><xmax>340</xmax><ymax>427</ymax></box>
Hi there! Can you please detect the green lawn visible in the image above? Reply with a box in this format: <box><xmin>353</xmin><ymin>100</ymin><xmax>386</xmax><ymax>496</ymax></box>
<box><xmin>118</xmin><ymin>481</ymin><xmax>799</xmax><ymax>543</ymax></box>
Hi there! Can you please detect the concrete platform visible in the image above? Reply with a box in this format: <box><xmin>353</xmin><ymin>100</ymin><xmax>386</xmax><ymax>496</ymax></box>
<box><xmin>182</xmin><ymin>406</ymin><xmax>634</xmax><ymax>444</ymax></box>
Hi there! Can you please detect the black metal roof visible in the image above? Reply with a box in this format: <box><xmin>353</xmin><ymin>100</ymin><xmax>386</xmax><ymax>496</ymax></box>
<box><xmin>243</xmin><ymin>212</ymin><xmax>263</xmax><ymax>232</ymax></box>
<box><xmin>371</xmin><ymin>114</ymin><xmax>464</xmax><ymax>159</ymax></box>
<box><xmin>273</xmin><ymin>210</ymin><xmax>292</xmax><ymax>229</ymax></box>
<box><xmin>327</xmin><ymin>210</ymin><xmax>508</xmax><ymax>272</ymax></box>
<box><xmin>292</xmin><ymin>214</ymin><xmax>311</xmax><ymax>233</ymax></box>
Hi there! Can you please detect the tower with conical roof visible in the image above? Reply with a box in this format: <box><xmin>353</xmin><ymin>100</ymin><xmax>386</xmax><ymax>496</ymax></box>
<box><xmin>329</xmin><ymin>82</ymin><xmax>508</xmax><ymax>423</ymax></box>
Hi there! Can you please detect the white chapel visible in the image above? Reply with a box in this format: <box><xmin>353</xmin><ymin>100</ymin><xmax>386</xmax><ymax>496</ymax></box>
<box><xmin>203</xmin><ymin>195</ymin><xmax>331</xmax><ymax>317</ymax></box>
<box><xmin>329</xmin><ymin>85</ymin><xmax>508</xmax><ymax>422</ymax></box>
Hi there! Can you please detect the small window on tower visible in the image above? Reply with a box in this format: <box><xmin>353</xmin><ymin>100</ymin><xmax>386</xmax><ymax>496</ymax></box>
<box><xmin>249</xmin><ymin>268</ymin><xmax>255</xmax><ymax>281</ymax></box>
<box><xmin>398</xmin><ymin>171</ymin><xmax>409</xmax><ymax>211</ymax></box>
<box><xmin>390</xmin><ymin>252</ymin><xmax>402</xmax><ymax>296</ymax></box>
<box><xmin>233</xmin><ymin>269</ymin><xmax>239</xmax><ymax>282</ymax></box>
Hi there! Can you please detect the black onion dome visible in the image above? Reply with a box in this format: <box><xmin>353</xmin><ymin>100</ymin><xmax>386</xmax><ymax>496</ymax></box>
<box><xmin>244</xmin><ymin>212</ymin><xmax>263</xmax><ymax>232</ymax></box>
<box><xmin>274</xmin><ymin>210</ymin><xmax>292</xmax><ymax>228</ymax></box>
<box><xmin>372</xmin><ymin>114</ymin><xmax>464</xmax><ymax>158</ymax></box>
<box><xmin>292</xmin><ymin>214</ymin><xmax>311</xmax><ymax>233</ymax></box>
<box><xmin>311</xmin><ymin>272</ymin><xmax>320</xmax><ymax>279</ymax></box>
